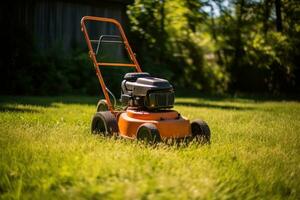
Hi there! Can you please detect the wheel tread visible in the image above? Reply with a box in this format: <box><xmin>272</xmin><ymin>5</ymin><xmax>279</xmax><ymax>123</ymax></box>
<box><xmin>91</xmin><ymin>111</ymin><xmax>118</xmax><ymax>135</ymax></box>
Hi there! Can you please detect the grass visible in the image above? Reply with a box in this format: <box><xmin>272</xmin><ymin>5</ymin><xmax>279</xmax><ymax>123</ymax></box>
<box><xmin>0</xmin><ymin>95</ymin><xmax>299</xmax><ymax>199</ymax></box>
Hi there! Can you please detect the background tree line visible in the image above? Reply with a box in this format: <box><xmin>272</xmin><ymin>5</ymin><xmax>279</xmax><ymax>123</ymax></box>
<box><xmin>1</xmin><ymin>0</ymin><xmax>299</xmax><ymax>96</ymax></box>
<box><xmin>128</xmin><ymin>0</ymin><xmax>300</xmax><ymax>94</ymax></box>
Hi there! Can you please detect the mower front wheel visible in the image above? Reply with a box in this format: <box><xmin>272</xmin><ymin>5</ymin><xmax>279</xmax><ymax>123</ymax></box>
<box><xmin>136</xmin><ymin>123</ymin><xmax>161</xmax><ymax>144</ymax></box>
<box><xmin>191</xmin><ymin>120</ymin><xmax>211</xmax><ymax>144</ymax></box>
<box><xmin>96</xmin><ymin>99</ymin><xmax>109</xmax><ymax>112</ymax></box>
<box><xmin>91</xmin><ymin>111</ymin><xmax>118</xmax><ymax>136</ymax></box>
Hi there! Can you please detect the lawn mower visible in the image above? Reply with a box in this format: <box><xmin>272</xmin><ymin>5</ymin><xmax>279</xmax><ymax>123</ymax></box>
<box><xmin>81</xmin><ymin>16</ymin><xmax>210</xmax><ymax>143</ymax></box>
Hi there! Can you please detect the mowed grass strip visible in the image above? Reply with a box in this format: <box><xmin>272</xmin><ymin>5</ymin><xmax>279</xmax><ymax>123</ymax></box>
<box><xmin>0</xmin><ymin>96</ymin><xmax>299</xmax><ymax>199</ymax></box>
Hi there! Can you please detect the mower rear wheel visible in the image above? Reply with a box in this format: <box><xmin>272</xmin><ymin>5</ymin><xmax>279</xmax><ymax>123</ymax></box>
<box><xmin>136</xmin><ymin>123</ymin><xmax>161</xmax><ymax>143</ymax></box>
<box><xmin>96</xmin><ymin>99</ymin><xmax>109</xmax><ymax>112</ymax></box>
<box><xmin>91</xmin><ymin>111</ymin><xmax>118</xmax><ymax>136</ymax></box>
<box><xmin>191</xmin><ymin>120</ymin><xmax>211</xmax><ymax>143</ymax></box>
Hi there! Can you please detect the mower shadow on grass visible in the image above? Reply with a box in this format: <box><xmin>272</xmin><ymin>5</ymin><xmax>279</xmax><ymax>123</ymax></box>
<box><xmin>108</xmin><ymin>134</ymin><xmax>210</xmax><ymax>149</ymax></box>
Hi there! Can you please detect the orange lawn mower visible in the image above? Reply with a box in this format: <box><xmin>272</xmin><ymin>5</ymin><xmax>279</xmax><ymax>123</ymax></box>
<box><xmin>81</xmin><ymin>16</ymin><xmax>210</xmax><ymax>143</ymax></box>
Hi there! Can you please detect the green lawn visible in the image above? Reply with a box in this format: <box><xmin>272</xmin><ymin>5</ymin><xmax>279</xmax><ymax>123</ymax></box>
<box><xmin>0</xmin><ymin>96</ymin><xmax>299</xmax><ymax>199</ymax></box>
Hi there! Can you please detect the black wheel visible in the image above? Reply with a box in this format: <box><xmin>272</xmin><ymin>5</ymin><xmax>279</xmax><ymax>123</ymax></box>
<box><xmin>96</xmin><ymin>99</ymin><xmax>109</xmax><ymax>112</ymax></box>
<box><xmin>136</xmin><ymin>123</ymin><xmax>161</xmax><ymax>144</ymax></box>
<box><xmin>191</xmin><ymin>119</ymin><xmax>211</xmax><ymax>143</ymax></box>
<box><xmin>91</xmin><ymin>111</ymin><xmax>118</xmax><ymax>136</ymax></box>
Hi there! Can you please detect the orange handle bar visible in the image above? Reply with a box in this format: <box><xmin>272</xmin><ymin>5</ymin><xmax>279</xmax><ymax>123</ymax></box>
<box><xmin>80</xmin><ymin>16</ymin><xmax>141</xmax><ymax>71</ymax></box>
<box><xmin>81</xmin><ymin>16</ymin><xmax>142</xmax><ymax>113</ymax></box>
<box><xmin>98</xmin><ymin>63</ymin><xmax>137</xmax><ymax>67</ymax></box>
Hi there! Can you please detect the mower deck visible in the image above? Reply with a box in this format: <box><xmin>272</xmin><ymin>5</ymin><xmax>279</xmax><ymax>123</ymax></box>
<box><xmin>118</xmin><ymin>109</ymin><xmax>191</xmax><ymax>139</ymax></box>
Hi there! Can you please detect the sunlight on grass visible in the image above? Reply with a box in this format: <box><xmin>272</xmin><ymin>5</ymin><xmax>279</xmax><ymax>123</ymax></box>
<box><xmin>0</xmin><ymin>96</ymin><xmax>299</xmax><ymax>199</ymax></box>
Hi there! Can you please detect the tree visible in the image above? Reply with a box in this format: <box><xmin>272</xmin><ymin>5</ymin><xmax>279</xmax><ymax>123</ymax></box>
<box><xmin>275</xmin><ymin>0</ymin><xmax>283</xmax><ymax>32</ymax></box>
<box><xmin>127</xmin><ymin>0</ymin><xmax>229</xmax><ymax>93</ymax></box>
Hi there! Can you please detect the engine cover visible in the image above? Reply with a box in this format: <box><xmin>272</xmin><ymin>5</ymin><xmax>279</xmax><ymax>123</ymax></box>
<box><xmin>121</xmin><ymin>73</ymin><xmax>174</xmax><ymax>110</ymax></box>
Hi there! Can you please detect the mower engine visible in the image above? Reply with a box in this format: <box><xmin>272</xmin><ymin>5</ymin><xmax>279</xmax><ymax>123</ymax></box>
<box><xmin>121</xmin><ymin>73</ymin><xmax>174</xmax><ymax>110</ymax></box>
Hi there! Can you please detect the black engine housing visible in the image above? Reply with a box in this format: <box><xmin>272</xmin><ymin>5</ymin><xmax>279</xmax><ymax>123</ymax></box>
<box><xmin>121</xmin><ymin>72</ymin><xmax>174</xmax><ymax>110</ymax></box>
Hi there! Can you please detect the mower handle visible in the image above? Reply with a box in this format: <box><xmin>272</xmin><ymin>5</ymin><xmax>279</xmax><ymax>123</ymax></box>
<box><xmin>81</xmin><ymin>16</ymin><xmax>141</xmax><ymax>71</ymax></box>
<box><xmin>81</xmin><ymin>16</ymin><xmax>142</xmax><ymax>113</ymax></box>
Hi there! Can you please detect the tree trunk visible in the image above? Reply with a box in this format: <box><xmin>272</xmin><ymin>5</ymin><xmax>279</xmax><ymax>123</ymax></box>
<box><xmin>159</xmin><ymin>0</ymin><xmax>165</xmax><ymax>63</ymax></box>
<box><xmin>275</xmin><ymin>0</ymin><xmax>283</xmax><ymax>32</ymax></box>
<box><xmin>263</xmin><ymin>0</ymin><xmax>271</xmax><ymax>34</ymax></box>
<box><xmin>210</xmin><ymin>3</ymin><xmax>224</xmax><ymax>65</ymax></box>
<box><xmin>234</xmin><ymin>0</ymin><xmax>245</xmax><ymax>65</ymax></box>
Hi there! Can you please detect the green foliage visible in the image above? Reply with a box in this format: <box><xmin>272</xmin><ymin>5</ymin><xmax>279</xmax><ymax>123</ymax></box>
<box><xmin>128</xmin><ymin>0</ymin><xmax>229</xmax><ymax>93</ymax></box>
<box><xmin>127</xmin><ymin>0</ymin><xmax>300</xmax><ymax>94</ymax></box>
<box><xmin>0</xmin><ymin>95</ymin><xmax>299</xmax><ymax>199</ymax></box>
<box><xmin>210</xmin><ymin>0</ymin><xmax>300</xmax><ymax>93</ymax></box>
